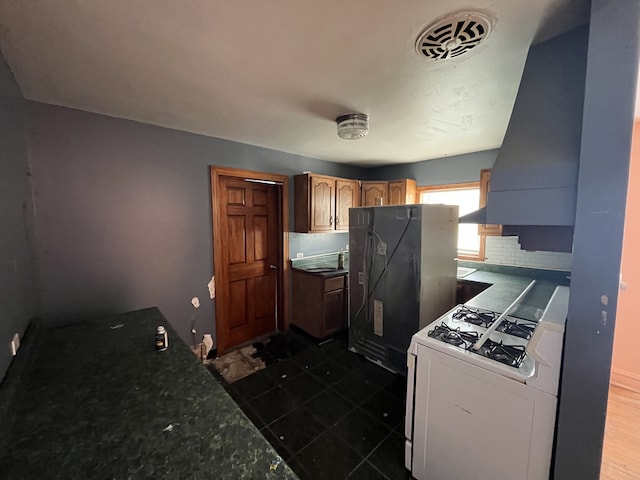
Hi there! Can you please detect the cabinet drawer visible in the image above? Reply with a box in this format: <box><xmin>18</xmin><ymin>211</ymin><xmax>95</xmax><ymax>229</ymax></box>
<box><xmin>324</xmin><ymin>275</ymin><xmax>345</xmax><ymax>292</ymax></box>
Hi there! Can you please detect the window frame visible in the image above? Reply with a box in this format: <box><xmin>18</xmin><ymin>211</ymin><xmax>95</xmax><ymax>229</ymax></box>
<box><xmin>417</xmin><ymin>182</ymin><xmax>486</xmax><ymax>262</ymax></box>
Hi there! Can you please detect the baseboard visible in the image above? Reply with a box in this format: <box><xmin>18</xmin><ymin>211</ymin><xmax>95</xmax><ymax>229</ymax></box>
<box><xmin>610</xmin><ymin>367</ymin><xmax>640</xmax><ymax>393</ymax></box>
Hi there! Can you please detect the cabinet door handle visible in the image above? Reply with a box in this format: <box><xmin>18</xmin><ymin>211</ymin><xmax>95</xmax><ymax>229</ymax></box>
<box><xmin>335</xmin><ymin>216</ymin><xmax>340</xmax><ymax>225</ymax></box>
<box><xmin>330</xmin><ymin>216</ymin><xmax>333</xmax><ymax>225</ymax></box>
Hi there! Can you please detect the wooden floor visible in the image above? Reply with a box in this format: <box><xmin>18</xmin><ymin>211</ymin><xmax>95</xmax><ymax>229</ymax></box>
<box><xmin>601</xmin><ymin>385</ymin><xmax>640</xmax><ymax>479</ymax></box>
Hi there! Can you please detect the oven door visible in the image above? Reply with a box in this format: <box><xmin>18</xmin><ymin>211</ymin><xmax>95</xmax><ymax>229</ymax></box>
<box><xmin>410</xmin><ymin>343</ymin><xmax>557</xmax><ymax>480</ymax></box>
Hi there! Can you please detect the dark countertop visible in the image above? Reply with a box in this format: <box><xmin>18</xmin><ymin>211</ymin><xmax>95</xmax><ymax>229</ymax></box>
<box><xmin>457</xmin><ymin>261</ymin><xmax>571</xmax><ymax>321</ymax></box>
<box><xmin>292</xmin><ymin>266</ymin><xmax>349</xmax><ymax>278</ymax></box>
<box><xmin>291</xmin><ymin>252</ymin><xmax>349</xmax><ymax>278</ymax></box>
<box><xmin>290</xmin><ymin>254</ymin><xmax>569</xmax><ymax>317</ymax></box>
<box><xmin>0</xmin><ymin>308</ymin><xmax>297</xmax><ymax>480</ymax></box>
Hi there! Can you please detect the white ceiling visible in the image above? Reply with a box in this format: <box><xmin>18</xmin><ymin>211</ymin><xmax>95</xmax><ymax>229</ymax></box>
<box><xmin>0</xmin><ymin>1</ymin><xmax>591</xmax><ymax>166</ymax></box>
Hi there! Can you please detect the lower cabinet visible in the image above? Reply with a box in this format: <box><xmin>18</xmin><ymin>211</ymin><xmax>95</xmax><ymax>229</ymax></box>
<box><xmin>292</xmin><ymin>271</ymin><xmax>347</xmax><ymax>338</ymax></box>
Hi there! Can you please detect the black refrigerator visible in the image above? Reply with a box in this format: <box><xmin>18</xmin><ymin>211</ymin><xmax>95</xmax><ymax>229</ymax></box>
<box><xmin>348</xmin><ymin>204</ymin><xmax>458</xmax><ymax>375</ymax></box>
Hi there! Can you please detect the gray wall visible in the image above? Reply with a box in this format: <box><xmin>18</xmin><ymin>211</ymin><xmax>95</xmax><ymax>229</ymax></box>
<box><xmin>25</xmin><ymin>102</ymin><xmax>366</xmax><ymax>345</ymax></box>
<box><xmin>0</xmin><ymin>54</ymin><xmax>38</xmax><ymax>381</ymax></box>
<box><xmin>369</xmin><ymin>149</ymin><xmax>498</xmax><ymax>185</ymax></box>
<box><xmin>554</xmin><ymin>0</ymin><xmax>640</xmax><ymax>478</ymax></box>
<box><xmin>24</xmin><ymin>102</ymin><xmax>499</xmax><ymax>347</ymax></box>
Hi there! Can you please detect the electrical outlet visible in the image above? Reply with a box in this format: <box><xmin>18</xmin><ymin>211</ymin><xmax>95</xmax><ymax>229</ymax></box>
<box><xmin>10</xmin><ymin>333</ymin><xmax>20</xmax><ymax>356</ymax></box>
<box><xmin>345</xmin><ymin>244</ymin><xmax>349</xmax><ymax>251</ymax></box>
<box><xmin>358</xmin><ymin>272</ymin><xmax>365</xmax><ymax>285</ymax></box>
<box><xmin>377</xmin><ymin>242</ymin><xmax>387</xmax><ymax>255</ymax></box>
<box><xmin>296</xmin><ymin>252</ymin><xmax>304</xmax><ymax>258</ymax></box>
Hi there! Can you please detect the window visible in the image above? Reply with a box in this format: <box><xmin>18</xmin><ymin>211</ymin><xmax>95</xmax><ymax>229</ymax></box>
<box><xmin>418</xmin><ymin>182</ymin><xmax>485</xmax><ymax>260</ymax></box>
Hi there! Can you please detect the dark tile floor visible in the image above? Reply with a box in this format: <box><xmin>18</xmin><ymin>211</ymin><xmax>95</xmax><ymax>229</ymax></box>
<box><xmin>208</xmin><ymin>330</ymin><xmax>411</xmax><ymax>480</ymax></box>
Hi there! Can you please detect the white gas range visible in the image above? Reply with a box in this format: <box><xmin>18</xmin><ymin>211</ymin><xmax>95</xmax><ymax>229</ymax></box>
<box><xmin>405</xmin><ymin>285</ymin><xmax>570</xmax><ymax>480</ymax></box>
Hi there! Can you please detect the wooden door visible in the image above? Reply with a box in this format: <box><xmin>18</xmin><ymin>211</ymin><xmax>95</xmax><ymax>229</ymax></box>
<box><xmin>335</xmin><ymin>179</ymin><xmax>359</xmax><ymax>231</ymax></box>
<box><xmin>362</xmin><ymin>181</ymin><xmax>388</xmax><ymax>206</ymax></box>
<box><xmin>218</xmin><ymin>176</ymin><xmax>279</xmax><ymax>351</ymax></box>
<box><xmin>310</xmin><ymin>175</ymin><xmax>336</xmax><ymax>232</ymax></box>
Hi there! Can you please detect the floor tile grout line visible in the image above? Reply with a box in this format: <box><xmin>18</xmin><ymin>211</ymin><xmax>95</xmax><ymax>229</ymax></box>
<box><xmin>346</xmin><ymin>457</ymin><xmax>392</xmax><ymax>480</ymax></box>
<box><xmin>317</xmin><ymin>410</ymin><xmax>358</xmax><ymax>431</ymax></box>
<box><xmin>247</xmin><ymin>366</ymin><xmax>397</xmax><ymax>431</ymax></box>
<box><xmin>291</xmin><ymin>423</ymin><xmax>368</xmax><ymax>478</ymax></box>
<box><xmin>226</xmin><ymin>378</ymin><xmax>401</xmax><ymax>434</ymax></box>
<box><xmin>253</xmin><ymin>385</ymin><xmax>389</xmax><ymax>468</ymax></box>
<box><xmin>301</xmin><ymin>397</ymin><xmax>398</xmax><ymax>476</ymax></box>
<box><xmin>238</xmin><ymin>367</ymin><xmax>326</xmax><ymax>410</ymax></box>
<box><xmin>358</xmin><ymin>429</ymin><xmax>397</xmax><ymax>479</ymax></box>
<box><xmin>252</xmin><ymin>382</ymin><xmax>349</xmax><ymax>431</ymax></box>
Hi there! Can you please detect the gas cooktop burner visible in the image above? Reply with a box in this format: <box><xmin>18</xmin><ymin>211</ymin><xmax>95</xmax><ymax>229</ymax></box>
<box><xmin>452</xmin><ymin>306</ymin><xmax>496</xmax><ymax>327</ymax></box>
<box><xmin>484</xmin><ymin>341</ymin><xmax>526</xmax><ymax>368</ymax></box>
<box><xmin>428</xmin><ymin>323</ymin><xmax>479</xmax><ymax>348</ymax></box>
<box><xmin>452</xmin><ymin>306</ymin><xmax>536</xmax><ymax>340</ymax></box>
<box><xmin>428</xmin><ymin>321</ymin><xmax>528</xmax><ymax>368</ymax></box>
<box><xmin>496</xmin><ymin>320</ymin><xmax>535</xmax><ymax>340</ymax></box>
<box><xmin>443</xmin><ymin>331</ymin><xmax>464</xmax><ymax>346</ymax></box>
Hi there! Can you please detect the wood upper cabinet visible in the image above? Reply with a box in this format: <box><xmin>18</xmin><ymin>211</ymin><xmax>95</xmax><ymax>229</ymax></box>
<box><xmin>361</xmin><ymin>181</ymin><xmax>388</xmax><ymax>206</ymax></box>
<box><xmin>388</xmin><ymin>179</ymin><xmax>417</xmax><ymax>205</ymax></box>
<box><xmin>362</xmin><ymin>179</ymin><xmax>417</xmax><ymax>206</ymax></box>
<box><xmin>295</xmin><ymin>174</ymin><xmax>417</xmax><ymax>232</ymax></box>
<box><xmin>294</xmin><ymin>174</ymin><xmax>359</xmax><ymax>233</ymax></box>
<box><xmin>478</xmin><ymin>168</ymin><xmax>503</xmax><ymax>236</ymax></box>
<box><xmin>335</xmin><ymin>179</ymin><xmax>359</xmax><ymax>231</ymax></box>
<box><xmin>309</xmin><ymin>175</ymin><xmax>335</xmax><ymax>232</ymax></box>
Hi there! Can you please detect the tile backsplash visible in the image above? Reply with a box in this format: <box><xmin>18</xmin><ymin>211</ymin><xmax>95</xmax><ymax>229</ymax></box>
<box><xmin>485</xmin><ymin>236</ymin><xmax>572</xmax><ymax>271</ymax></box>
<box><xmin>288</xmin><ymin>232</ymin><xmax>349</xmax><ymax>259</ymax></box>
<box><xmin>289</xmin><ymin>232</ymin><xmax>572</xmax><ymax>270</ymax></box>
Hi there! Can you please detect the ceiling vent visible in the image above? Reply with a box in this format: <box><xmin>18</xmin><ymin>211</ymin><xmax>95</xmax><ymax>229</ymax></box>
<box><xmin>416</xmin><ymin>11</ymin><xmax>495</xmax><ymax>61</ymax></box>
<box><xmin>336</xmin><ymin>113</ymin><xmax>369</xmax><ymax>140</ymax></box>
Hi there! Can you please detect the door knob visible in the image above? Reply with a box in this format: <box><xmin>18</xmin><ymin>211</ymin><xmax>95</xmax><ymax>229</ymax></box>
<box><xmin>269</xmin><ymin>264</ymin><xmax>277</xmax><ymax>270</ymax></box>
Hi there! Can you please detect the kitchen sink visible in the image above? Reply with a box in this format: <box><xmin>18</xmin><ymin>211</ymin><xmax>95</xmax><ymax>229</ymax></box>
<box><xmin>304</xmin><ymin>267</ymin><xmax>339</xmax><ymax>273</ymax></box>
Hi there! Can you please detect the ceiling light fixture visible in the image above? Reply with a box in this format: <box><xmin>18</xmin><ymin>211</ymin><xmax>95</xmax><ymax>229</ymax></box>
<box><xmin>336</xmin><ymin>113</ymin><xmax>369</xmax><ymax>140</ymax></box>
